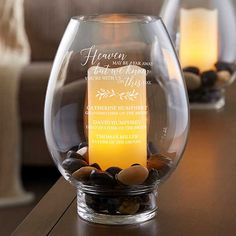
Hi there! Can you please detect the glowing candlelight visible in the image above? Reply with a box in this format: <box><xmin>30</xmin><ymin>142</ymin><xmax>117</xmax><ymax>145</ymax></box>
<box><xmin>180</xmin><ymin>8</ymin><xmax>218</xmax><ymax>71</ymax></box>
<box><xmin>87</xmin><ymin>65</ymin><xmax>147</xmax><ymax>170</ymax></box>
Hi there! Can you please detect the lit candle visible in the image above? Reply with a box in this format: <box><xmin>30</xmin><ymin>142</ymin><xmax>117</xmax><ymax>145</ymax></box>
<box><xmin>87</xmin><ymin>65</ymin><xmax>147</xmax><ymax>170</ymax></box>
<box><xmin>180</xmin><ymin>8</ymin><xmax>218</xmax><ymax>71</ymax></box>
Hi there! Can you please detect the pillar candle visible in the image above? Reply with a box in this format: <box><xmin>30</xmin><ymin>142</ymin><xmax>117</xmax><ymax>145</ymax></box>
<box><xmin>180</xmin><ymin>8</ymin><xmax>218</xmax><ymax>72</ymax></box>
<box><xmin>87</xmin><ymin>65</ymin><xmax>147</xmax><ymax>170</ymax></box>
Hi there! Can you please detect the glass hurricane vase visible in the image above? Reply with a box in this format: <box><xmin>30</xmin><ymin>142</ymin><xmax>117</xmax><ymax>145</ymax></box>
<box><xmin>161</xmin><ymin>0</ymin><xmax>236</xmax><ymax>109</ymax></box>
<box><xmin>44</xmin><ymin>14</ymin><xmax>189</xmax><ymax>225</ymax></box>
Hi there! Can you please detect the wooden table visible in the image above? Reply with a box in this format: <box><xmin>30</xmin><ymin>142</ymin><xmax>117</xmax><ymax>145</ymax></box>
<box><xmin>12</xmin><ymin>85</ymin><xmax>236</xmax><ymax>236</ymax></box>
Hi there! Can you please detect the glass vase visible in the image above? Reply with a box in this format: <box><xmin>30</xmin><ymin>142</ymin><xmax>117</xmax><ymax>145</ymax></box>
<box><xmin>161</xmin><ymin>0</ymin><xmax>236</xmax><ymax>109</ymax></box>
<box><xmin>44</xmin><ymin>14</ymin><xmax>189</xmax><ymax>225</ymax></box>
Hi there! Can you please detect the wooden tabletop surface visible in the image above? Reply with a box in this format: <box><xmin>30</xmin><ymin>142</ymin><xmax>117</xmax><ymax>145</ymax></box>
<box><xmin>12</xmin><ymin>84</ymin><xmax>236</xmax><ymax>236</ymax></box>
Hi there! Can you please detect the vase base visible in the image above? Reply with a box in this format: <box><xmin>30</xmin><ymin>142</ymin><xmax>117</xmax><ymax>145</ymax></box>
<box><xmin>190</xmin><ymin>96</ymin><xmax>225</xmax><ymax>110</ymax></box>
<box><xmin>77</xmin><ymin>188</ymin><xmax>158</xmax><ymax>225</ymax></box>
<box><xmin>77</xmin><ymin>205</ymin><xmax>157</xmax><ymax>225</ymax></box>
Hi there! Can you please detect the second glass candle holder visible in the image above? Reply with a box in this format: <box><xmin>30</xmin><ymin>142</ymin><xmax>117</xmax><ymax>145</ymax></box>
<box><xmin>161</xmin><ymin>0</ymin><xmax>236</xmax><ymax>109</ymax></box>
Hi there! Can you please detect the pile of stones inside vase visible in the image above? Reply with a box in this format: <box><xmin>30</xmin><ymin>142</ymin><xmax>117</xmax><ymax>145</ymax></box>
<box><xmin>183</xmin><ymin>61</ymin><xmax>235</xmax><ymax>104</ymax></box>
<box><xmin>62</xmin><ymin>142</ymin><xmax>172</xmax><ymax>215</ymax></box>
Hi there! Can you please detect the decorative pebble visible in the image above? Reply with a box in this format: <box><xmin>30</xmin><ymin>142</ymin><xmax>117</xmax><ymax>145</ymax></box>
<box><xmin>72</xmin><ymin>166</ymin><xmax>97</xmax><ymax>181</ymax></box>
<box><xmin>107</xmin><ymin>198</ymin><xmax>120</xmax><ymax>214</ymax></box>
<box><xmin>215</xmin><ymin>61</ymin><xmax>234</xmax><ymax>74</ymax></box>
<box><xmin>62</xmin><ymin>158</ymin><xmax>87</xmax><ymax>173</ymax></box>
<box><xmin>183</xmin><ymin>72</ymin><xmax>201</xmax><ymax>90</ymax></box>
<box><xmin>188</xmin><ymin>90</ymin><xmax>200</xmax><ymax>103</ymax></box>
<box><xmin>140</xmin><ymin>194</ymin><xmax>150</xmax><ymax>203</ymax></box>
<box><xmin>202</xmin><ymin>90</ymin><xmax>221</xmax><ymax>103</ymax></box>
<box><xmin>85</xmin><ymin>194</ymin><xmax>93</xmax><ymax>206</ymax></box>
<box><xmin>84</xmin><ymin>194</ymin><xmax>152</xmax><ymax>215</ymax></box>
<box><xmin>66</xmin><ymin>150</ymin><xmax>86</xmax><ymax>161</ymax></box>
<box><xmin>188</xmin><ymin>88</ymin><xmax>222</xmax><ymax>103</ymax></box>
<box><xmin>118</xmin><ymin>198</ymin><xmax>140</xmax><ymax>215</ymax></box>
<box><xmin>147</xmin><ymin>155</ymin><xmax>167</xmax><ymax>170</ymax></box>
<box><xmin>201</xmin><ymin>70</ymin><xmax>217</xmax><ymax>87</ymax></box>
<box><xmin>131</xmin><ymin>163</ymin><xmax>141</xmax><ymax>166</ymax></box>
<box><xmin>98</xmin><ymin>197</ymin><xmax>110</xmax><ymax>211</ymax></box>
<box><xmin>105</xmin><ymin>167</ymin><xmax>122</xmax><ymax>177</ymax></box>
<box><xmin>90</xmin><ymin>171</ymin><xmax>115</xmax><ymax>185</ymax></box>
<box><xmin>117</xmin><ymin>165</ymin><xmax>149</xmax><ymax>185</ymax></box>
<box><xmin>85</xmin><ymin>194</ymin><xmax>106</xmax><ymax>212</ymax></box>
<box><xmin>138</xmin><ymin>194</ymin><xmax>152</xmax><ymax>212</ymax></box>
<box><xmin>217</xmin><ymin>70</ymin><xmax>231</xmax><ymax>85</ymax></box>
<box><xmin>185</xmin><ymin>61</ymin><xmax>235</xmax><ymax>104</ymax></box>
<box><xmin>90</xmin><ymin>163</ymin><xmax>101</xmax><ymax>170</ymax></box>
<box><xmin>77</xmin><ymin>146</ymin><xmax>87</xmax><ymax>156</ymax></box>
<box><xmin>77</xmin><ymin>146</ymin><xmax>88</xmax><ymax>162</ymax></box>
<box><xmin>144</xmin><ymin>168</ymin><xmax>160</xmax><ymax>185</ymax></box>
<box><xmin>183</xmin><ymin>66</ymin><xmax>200</xmax><ymax>75</ymax></box>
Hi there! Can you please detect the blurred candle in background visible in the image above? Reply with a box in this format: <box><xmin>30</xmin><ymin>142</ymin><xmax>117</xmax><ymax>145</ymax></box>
<box><xmin>180</xmin><ymin>8</ymin><xmax>218</xmax><ymax>71</ymax></box>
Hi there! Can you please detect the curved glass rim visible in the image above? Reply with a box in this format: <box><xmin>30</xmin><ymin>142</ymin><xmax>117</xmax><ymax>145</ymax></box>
<box><xmin>72</xmin><ymin>14</ymin><xmax>162</xmax><ymax>24</ymax></box>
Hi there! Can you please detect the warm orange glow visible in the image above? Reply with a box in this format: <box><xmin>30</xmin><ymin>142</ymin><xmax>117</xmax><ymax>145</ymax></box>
<box><xmin>87</xmin><ymin>66</ymin><xmax>147</xmax><ymax>170</ymax></box>
<box><xmin>180</xmin><ymin>8</ymin><xmax>218</xmax><ymax>72</ymax></box>
<box><xmin>97</xmin><ymin>14</ymin><xmax>139</xmax><ymax>23</ymax></box>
